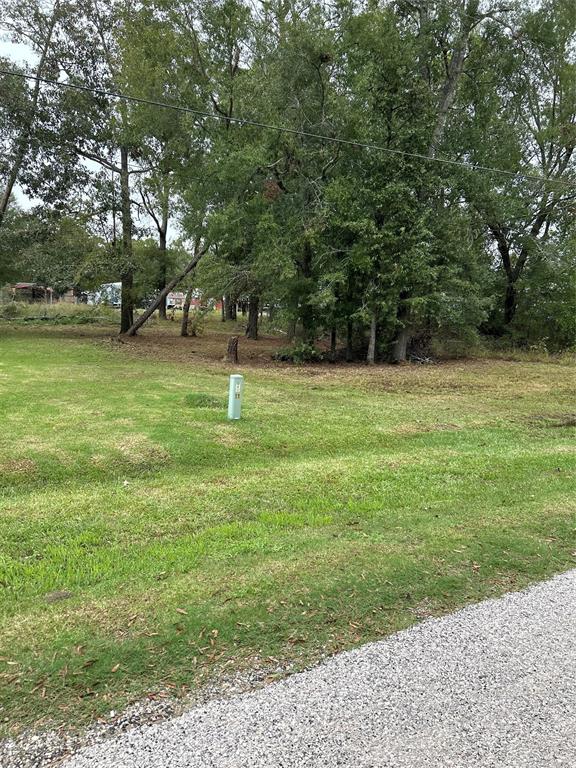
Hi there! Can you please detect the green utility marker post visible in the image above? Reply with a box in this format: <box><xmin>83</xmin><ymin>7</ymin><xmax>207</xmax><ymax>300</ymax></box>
<box><xmin>227</xmin><ymin>374</ymin><xmax>244</xmax><ymax>420</ymax></box>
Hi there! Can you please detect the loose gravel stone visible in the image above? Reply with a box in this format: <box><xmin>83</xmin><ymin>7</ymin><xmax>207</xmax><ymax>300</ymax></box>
<box><xmin>7</xmin><ymin>571</ymin><xmax>576</xmax><ymax>767</ymax></box>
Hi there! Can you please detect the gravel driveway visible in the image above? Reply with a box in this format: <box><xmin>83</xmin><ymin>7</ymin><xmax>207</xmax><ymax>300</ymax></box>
<box><xmin>62</xmin><ymin>570</ymin><xmax>576</xmax><ymax>767</ymax></box>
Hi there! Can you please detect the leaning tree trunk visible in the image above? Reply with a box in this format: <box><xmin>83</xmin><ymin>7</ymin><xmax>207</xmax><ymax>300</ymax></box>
<box><xmin>180</xmin><ymin>286</ymin><xmax>194</xmax><ymax>337</ymax></box>
<box><xmin>0</xmin><ymin>2</ymin><xmax>60</xmax><ymax>229</ymax></box>
<box><xmin>123</xmin><ymin>242</ymin><xmax>208</xmax><ymax>336</ymax></box>
<box><xmin>246</xmin><ymin>293</ymin><xmax>259</xmax><ymax>340</ymax></box>
<box><xmin>367</xmin><ymin>312</ymin><xmax>377</xmax><ymax>365</ymax></box>
<box><xmin>119</xmin><ymin>146</ymin><xmax>134</xmax><ymax>334</ymax></box>
<box><xmin>428</xmin><ymin>0</ymin><xmax>480</xmax><ymax>159</ymax></box>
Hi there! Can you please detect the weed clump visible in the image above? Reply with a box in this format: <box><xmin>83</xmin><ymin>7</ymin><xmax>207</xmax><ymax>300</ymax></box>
<box><xmin>184</xmin><ymin>392</ymin><xmax>224</xmax><ymax>409</ymax></box>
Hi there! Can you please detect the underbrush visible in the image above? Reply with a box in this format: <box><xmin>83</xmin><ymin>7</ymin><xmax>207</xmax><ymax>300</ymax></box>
<box><xmin>273</xmin><ymin>342</ymin><xmax>325</xmax><ymax>363</ymax></box>
<box><xmin>432</xmin><ymin>335</ymin><xmax>575</xmax><ymax>365</ymax></box>
<box><xmin>0</xmin><ymin>302</ymin><xmax>119</xmax><ymax>325</ymax></box>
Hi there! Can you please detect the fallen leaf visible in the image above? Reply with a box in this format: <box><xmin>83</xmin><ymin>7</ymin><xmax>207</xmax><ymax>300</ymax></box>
<box><xmin>175</xmin><ymin>608</ymin><xmax>188</xmax><ymax>615</ymax></box>
<box><xmin>111</xmin><ymin>663</ymin><xmax>120</xmax><ymax>673</ymax></box>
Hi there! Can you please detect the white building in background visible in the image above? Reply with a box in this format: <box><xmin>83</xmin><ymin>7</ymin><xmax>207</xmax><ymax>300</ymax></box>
<box><xmin>87</xmin><ymin>283</ymin><xmax>122</xmax><ymax>307</ymax></box>
<box><xmin>166</xmin><ymin>291</ymin><xmax>186</xmax><ymax>309</ymax></box>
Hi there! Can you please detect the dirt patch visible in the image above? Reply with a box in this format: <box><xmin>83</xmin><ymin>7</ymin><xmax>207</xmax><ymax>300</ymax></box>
<box><xmin>0</xmin><ymin>458</ymin><xmax>37</xmax><ymax>475</ymax></box>
<box><xmin>528</xmin><ymin>413</ymin><xmax>576</xmax><ymax>429</ymax></box>
<box><xmin>44</xmin><ymin>590</ymin><xmax>73</xmax><ymax>604</ymax></box>
<box><xmin>211</xmin><ymin>425</ymin><xmax>249</xmax><ymax>447</ymax></box>
<box><xmin>393</xmin><ymin>422</ymin><xmax>462</xmax><ymax>435</ymax></box>
<box><xmin>116</xmin><ymin>436</ymin><xmax>171</xmax><ymax>468</ymax></box>
<box><xmin>112</xmin><ymin>326</ymin><xmax>287</xmax><ymax>369</ymax></box>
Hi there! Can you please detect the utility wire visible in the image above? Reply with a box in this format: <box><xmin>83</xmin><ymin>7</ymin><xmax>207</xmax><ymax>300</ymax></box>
<box><xmin>1</xmin><ymin>68</ymin><xmax>574</xmax><ymax>191</ymax></box>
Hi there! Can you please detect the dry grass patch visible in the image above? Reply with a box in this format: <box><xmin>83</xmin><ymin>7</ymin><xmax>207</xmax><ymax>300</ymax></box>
<box><xmin>0</xmin><ymin>458</ymin><xmax>37</xmax><ymax>475</ymax></box>
<box><xmin>116</xmin><ymin>435</ymin><xmax>171</xmax><ymax>467</ymax></box>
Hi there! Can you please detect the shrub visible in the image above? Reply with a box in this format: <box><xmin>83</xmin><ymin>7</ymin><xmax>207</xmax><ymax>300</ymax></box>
<box><xmin>185</xmin><ymin>307</ymin><xmax>209</xmax><ymax>337</ymax></box>
<box><xmin>273</xmin><ymin>342</ymin><xmax>324</xmax><ymax>363</ymax></box>
<box><xmin>0</xmin><ymin>303</ymin><xmax>19</xmax><ymax>319</ymax></box>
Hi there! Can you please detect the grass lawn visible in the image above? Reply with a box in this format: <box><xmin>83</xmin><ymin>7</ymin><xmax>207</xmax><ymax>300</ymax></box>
<box><xmin>0</xmin><ymin>323</ymin><xmax>575</xmax><ymax>733</ymax></box>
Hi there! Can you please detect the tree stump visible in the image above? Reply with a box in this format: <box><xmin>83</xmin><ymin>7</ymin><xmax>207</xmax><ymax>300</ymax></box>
<box><xmin>226</xmin><ymin>335</ymin><xmax>239</xmax><ymax>364</ymax></box>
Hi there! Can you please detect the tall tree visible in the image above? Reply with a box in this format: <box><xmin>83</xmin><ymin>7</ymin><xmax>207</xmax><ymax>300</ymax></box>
<box><xmin>460</xmin><ymin>0</ymin><xmax>576</xmax><ymax>331</ymax></box>
<box><xmin>0</xmin><ymin>0</ymin><xmax>62</xmax><ymax>228</ymax></box>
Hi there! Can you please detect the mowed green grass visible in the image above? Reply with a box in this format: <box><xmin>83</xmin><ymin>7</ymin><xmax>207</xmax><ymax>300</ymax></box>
<box><xmin>0</xmin><ymin>326</ymin><xmax>575</xmax><ymax>732</ymax></box>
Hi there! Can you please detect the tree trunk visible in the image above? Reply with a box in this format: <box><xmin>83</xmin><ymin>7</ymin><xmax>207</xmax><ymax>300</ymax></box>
<box><xmin>392</xmin><ymin>327</ymin><xmax>410</xmax><ymax>364</ymax></box>
<box><xmin>221</xmin><ymin>296</ymin><xmax>226</xmax><ymax>322</ymax></box>
<box><xmin>490</xmin><ymin>225</ymin><xmax>520</xmax><ymax>329</ymax></box>
<box><xmin>123</xmin><ymin>242</ymin><xmax>208</xmax><ymax>336</ymax></box>
<box><xmin>181</xmin><ymin>286</ymin><xmax>193</xmax><ymax>337</ymax></box>
<box><xmin>330</xmin><ymin>327</ymin><xmax>337</xmax><ymax>361</ymax></box>
<box><xmin>158</xmin><ymin>230</ymin><xmax>168</xmax><ymax>321</ymax></box>
<box><xmin>301</xmin><ymin>304</ymin><xmax>315</xmax><ymax>344</ymax></box>
<box><xmin>157</xmin><ymin>196</ymin><xmax>169</xmax><ymax>320</ymax></box>
<box><xmin>246</xmin><ymin>293</ymin><xmax>259</xmax><ymax>340</ymax></box>
<box><xmin>287</xmin><ymin>317</ymin><xmax>297</xmax><ymax>342</ymax></box>
<box><xmin>0</xmin><ymin>2</ymin><xmax>60</xmax><ymax>229</ymax></box>
<box><xmin>119</xmin><ymin>146</ymin><xmax>134</xmax><ymax>334</ymax></box>
<box><xmin>299</xmin><ymin>240</ymin><xmax>315</xmax><ymax>344</ymax></box>
<box><xmin>226</xmin><ymin>335</ymin><xmax>239</xmax><ymax>363</ymax></box>
<box><xmin>428</xmin><ymin>0</ymin><xmax>480</xmax><ymax>158</ymax></box>
<box><xmin>389</xmin><ymin>2</ymin><xmax>479</xmax><ymax>352</ymax></box>
<box><xmin>225</xmin><ymin>294</ymin><xmax>235</xmax><ymax>321</ymax></box>
<box><xmin>504</xmin><ymin>281</ymin><xmax>517</xmax><ymax>326</ymax></box>
<box><xmin>120</xmin><ymin>270</ymin><xmax>134</xmax><ymax>334</ymax></box>
<box><xmin>391</xmin><ymin>289</ymin><xmax>412</xmax><ymax>363</ymax></box>
<box><xmin>367</xmin><ymin>312</ymin><xmax>377</xmax><ymax>364</ymax></box>
<box><xmin>346</xmin><ymin>320</ymin><xmax>353</xmax><ymax>362</ymax></box>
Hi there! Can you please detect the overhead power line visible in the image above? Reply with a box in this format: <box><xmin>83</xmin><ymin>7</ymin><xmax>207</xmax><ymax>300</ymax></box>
<box><xmin>1</xmin><ymin>68</ymin><xmax>574</xmax><ymax>191</ymax></box>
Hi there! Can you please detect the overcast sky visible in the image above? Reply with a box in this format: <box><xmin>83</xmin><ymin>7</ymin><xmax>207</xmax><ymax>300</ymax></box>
<box><xmin>0</xmin><ymin>39</ymin><xmax>35</xmax><ymax>66</ymax></box>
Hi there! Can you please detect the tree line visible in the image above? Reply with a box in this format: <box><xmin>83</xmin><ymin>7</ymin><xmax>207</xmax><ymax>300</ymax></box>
<box><xmin>0</xmin><ymin>0</ymin><xmax>574</xmax><ymax>360</ymax></box>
